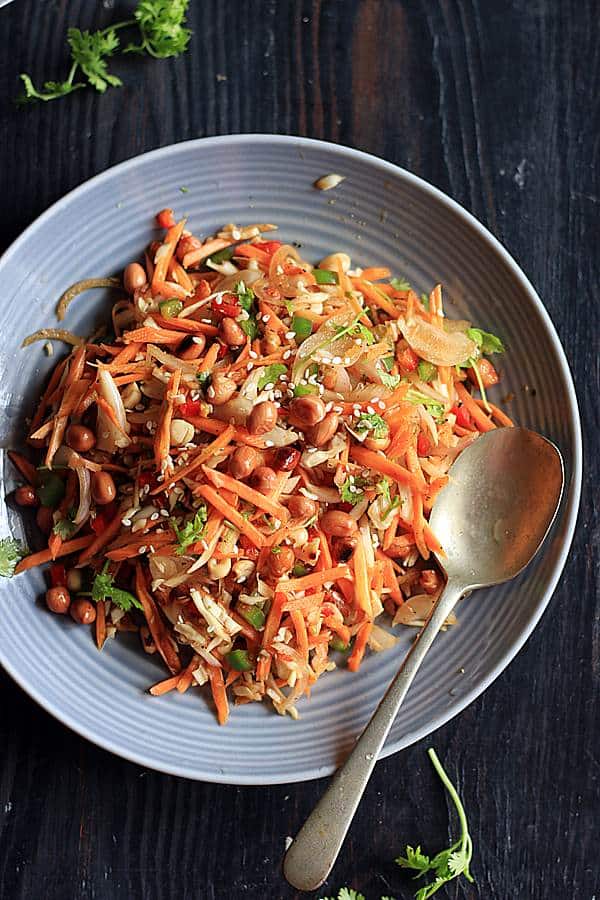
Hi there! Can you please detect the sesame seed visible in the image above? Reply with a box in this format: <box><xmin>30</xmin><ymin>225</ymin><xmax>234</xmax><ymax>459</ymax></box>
<box><xmin>134</xmin><ymin>403</ymin><xmax>144</xmax><ymax>411</ymax></box>
<box><xmin>367</xmin><ymin>405</ymin><xmax>376</xmax><ymax>415</ymax></box>
<box><xmin>333</xmin><ymin>405</ymin><xmax>344</xmax><ymax>413</ymax></box>
<box><xmin>138</xmin><ymin>546</ymin><xmax>147</xmax><ymax>554</ymax></box>
<box><xmin>377</xmin><ymin>401</ymin><xmax>386</xmax><ymax>410</ymax></box>
<box><xmin>332</xmin><ymin>356</ymin><xmax>342</xmax><ymax>365</ymax></box>
<box><xmin>150</xmin><ymin>512</ymin><xmax>159</xmax><ymax>521</ymax></box>
<box><xmin>149</xmin><ymin>545</ymin><xmax>156</xmax><ymax>553</ymax></box>
<box><xmin>283</xmin><ymin>349</ymin><xmax>292</xmax><ymax>360</ymax></box>
<box><xmin>246</xmin><ymin>362</ymin><xmax>253</xmax><ymax>371</ymax></box>
<box><xmin>168</xmin><ymin>483</ymin><xmax>176</xmax><ymax>490</ymax></box>
<box><xmin>285</xmin><ymin>331</ymin><xmax>296</xmax><ymax>340</ymax></box>
<box><xmin>371</xmin><ymin>396</ymin><xmax>380</xmax><ymax>404</ymax></box>
<box><xmin>264</xmin><ymin>382</ymin><xmax>274</xmax><ymax>390</ymax></box>
<box><xmin>343</xmin><ymin>357</ymin><xmax>352</xmax><ymax>364</ymax></box>
<box><xmin>160</xmin><ymin>509</ymin><xmax>170</xmax><ymax>516</ymax></box>
<box><xmin>121</xmin><ymin>518</ymin><xmax>132</xmax><ymax>527</ymax></box>
<box><xmin>192</xmin><ymin>336</ymin><xmax>204</xmax><ymax>345</ymax></box>
<box><xmin>262</xmin><ymin>314</ymin><xmax>271</xmax><ymax>323</ymax></box>
<box><xmin>264</xmin><ymin>439</ymin><xmax>274</xmax><ymax>447</ymax></box>
<box><xmin>249</xmin><ymin>350</ymin><xmax>258</xmax><ymax>358</ymax></box>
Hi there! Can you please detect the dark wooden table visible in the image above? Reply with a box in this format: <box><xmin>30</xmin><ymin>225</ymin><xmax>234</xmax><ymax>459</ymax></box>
<box><xmin>0</xmin><ymin>2</ymin><xmax>597</xmax><ymax>898</ymax></box>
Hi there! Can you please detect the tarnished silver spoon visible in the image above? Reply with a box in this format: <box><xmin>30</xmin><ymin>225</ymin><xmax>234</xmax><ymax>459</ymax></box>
<box><xmin>284</xmin><ymin>427</ymin><xmax>564</xmax><ymax>892</ymax></box>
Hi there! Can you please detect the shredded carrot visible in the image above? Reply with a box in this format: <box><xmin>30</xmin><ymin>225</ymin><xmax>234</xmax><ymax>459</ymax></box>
<box><xmin>150</xmin><ymin>425</ymin><xmax>235</xmax><ymax>494</ymax></box>
<box><xmin>149</xmin><ymin>674</ymin><xmax>181</xmax><ymax>696</ymax></box>
<box><xmin>154</xmin><ymin>368</ymin><xmax>181</xmax><ymax>471</ymax></box>
<box><xmin>7</xmin><ymin>451</ymin><xmax>37</xmax><ymax>486</ymax></box>
<box><xmin>106</xmin><ymin>531</ymin><xmax>173</xmax><ymax>561</ymax></box>
<box><xmin>360</xmin><ymin>267</ymin><xmax>391</xmax><ymax>281</ymax></box>
<box><xmin>276</xmin><ymin>565</ymin><xmax>351</xmax><ymax>593</ymax></box>
<box><xmin>256</xmin><ymin>652</ymin><xmax>272</xmax><ymax>682</ymax></box>
<box><xmin>347</xmin><ymin>621</ymin><xmax>373</xmax><ymax>672</ymax></box>
<box><xmin>350</xmin><ymin>445</ymin><xmax>425</xmax><ymax>491</ymax></box>
<box><xmin>208</xmin><ymin>665</ymin><xmax>229</xmax><ymax>725</ymax></box>
<box><xmin>262</xmin><ymin>592</ymin><xmax>286</xmax><ymax>648</ymax></box>
<box><xmin>290</xmin><ymin>609</ymin><xmax>309</xmax><ymax>659</ymax></box>
<box><xmin>234</xmin><ymin>244</ymin><xmax>271</xmax><ymax>266</ymax></box>
<box><xmin>183</xmin><ymin>238</ymin><xmax>233</xmax><ymax>269</ymax></box>
<box><xmin>78</xmin><ymin>514</ymin><xmax>123</xmax><ymax>565</ymax></box>
<box><xmin>197</xmin><ymin>341</ymin><xmax>220</xmax><ymax>374</ymax></box>
<box><xmin>455</xmin><ymin>382</ymin><xmax>495</xmax><ymax>432</ymax></box>
<box><xmin>201</xmin><ymin>466</ymin><xmax>288</xmax><ymax>520</ymax></box>
<box><xmin>315</xmin><ymin>527</ymin><xmax>333</xmax><ymax>571</ymax></box>
<box><xmin>481</xmin><ymin>400</ymin><xmax>514</xmax><ymax>427</ymax></box>
<box><xmin>47</xmin><ymin>531</ymin><xmax>63</xmax><ymax>561</ymax></box>
<box><xmin>15</xmin><ymin>534</ymin><xmax>95</xmax><ymax>574</ymax></box>
<box><xmin>101</xmin><ymin>342</ymin><xmax>144</xmax><ymax>372</ymax></box>
<box><xmin>153</xmin><ymin>315</ymin><xmax>219</xmax><ymax>336</ymax></box>
<box><xmin>95</xmin><ymin>600</ymin><xmax>107</xmax><ymax>650</ymax></box>
<box><xmin>135</xmin><ymin>562</ymin><xmax>181</xmax><ymax>674</ymax></box>
<box><xmin>353</xmin><ymin>279</ymin><xmax>401</xmax><ymax>318</ymax></box>
<box><xmin>123</xmin><ymin>326</ymin><xmax>185</xmax><ymax>345</ymax></box>
<box><xmin>152</xmin><ymin>218</ymin><xmax>187</xmax><ymax>289</ymax></box>
<box><xmin>196</xmin><ymin>483</ymin><xmax>267</xmax><ymax>548</ymax></box>
<box><xmin>258</xmin><ymin>301</ymin><xmax>287</xmax><ymax>334</ymax></box>
<box><xmin>352</xmin><ymin>536</ymin><xmax>373</xmax><ymax>615</ymax></box>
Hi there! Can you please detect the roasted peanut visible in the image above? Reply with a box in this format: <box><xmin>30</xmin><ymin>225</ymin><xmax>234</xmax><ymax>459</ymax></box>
<box><xmin>207</xmin><ymin>372</ymin><xmax>237</xmax><ymax>405</ymax></box>
<box><xmin>319</xmin><ymin>252</ymin><xmax>351</xmax><ymax>272</ymax></box>
<box><xmin>70</xmin><ymin>597</ymin><xmax>97</xmax><ymax>625</ymax></box>
<box><xmin>320</xmin><ymin>509</ymin><xmax>358</xmax><ymax>538</ymax></box>
<box><xmin>252</xmin><ymin>466</ymin><xmax>278</xmax><ymax>494</ymax></box>
<box><xmin>274</xmin><ymin>446</ymin><xmax>301</xmax><ymax>472</ymax></box>
<box><xmin>66</xmin><ymin>424</ymin><xmax>96</xmax><ymax>452</ymax></box>
<box><xmin>247</xmin><ymin>401</ymin><xmax>278</xmax><ymax>435</ymax></box>
<box><xmin>229</xmin><ymin>446</ymin><xmax>261</xmax><ymax>480</ymax></box>
<box><xmin>286</xmin><ymin>495</ymin><xmax>317</xmax><ymax>520</ymax></box>
<box><xmin>91</xmin><ymin>471</ymin><xmax>117</xmax><ymax>505</ymax></box>
<box><xmin>307</xmin><ymin>412</ymin><xmax>339</xmax><ymax>447</ymax></box>
<box><xmin>123</xmin><ymin>262</ymin><xmax>147</xmax><ymax>294</ymax></box>
<box><xmin>289</xmin><ymin>396</ymin><xmax>326</xmax><ymax>427</ymax></box>
<box><xmin>266</xmin><ymin>546</ymin><xmax>295</xmax><ymax>579</ymax></box>
<box><xmin>220</xmin><ymin>317</ymin><xmax>246</xmax><ymax>347</ymax></box>
<box><xmin>46</xmin><ymin>586</ymin><xmax>71</xmax><ymax>615</ymax></box>
<box><xmin>14</xmin><ymin>485</ymin><xmax>38</xmax><ymax>507</ymax></box>
<box><xmin>169</xmin><ymin>419</ymin><xmax>195</xmax><ymax>446</ymax></box>
<box><xmin>263</xmin><ymin>331</ymin><xmax>281</xmax><ymax>354</ymax></box>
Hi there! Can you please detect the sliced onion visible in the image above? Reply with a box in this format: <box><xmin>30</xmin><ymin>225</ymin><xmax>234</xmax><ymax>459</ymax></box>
<box><xmin>96</xmin><ymin>369</ymin><xmax>131</xmax><ymax>452</ymax></box>
<box><xmin>73</xmin><ymin>466</ymin><xmax>91</xmax><ymax>526</ymax></box>
<box><xmin>401</xmin><ymin>317</ymin><xmax>476</xmax><ymax>367</ymax></box>
<box><xmin>292</xmin><ymin>312</ymin><xmax>363</xmax><ymax>381</ymax></box>
<box><xmin>53</xmin><ymin>445</ymin><xmax>102</xmax><ymax>472</ymax></box>
<box><xmin>443</xmin><ymin>318</ymin><xmax>472</xmax><ymax>334</ymax></box>
<box><xmin>269</xmin><ymin>245</ymin><xmax>315</xmax><ymax>297</ymax></box>
<box><xmin>368</xmin><ymin>623</ymin><xmax>398</xmax><ymax>652</ymax></box>
<box><xmin>218</xmin><ymin>269</ymin><xmax>261</xmax><ymax>292</ymax></box>
<box><xmin>146</xmin><ymin>344</ymin><xmax>201</xmax><ymax>374</ymax></box>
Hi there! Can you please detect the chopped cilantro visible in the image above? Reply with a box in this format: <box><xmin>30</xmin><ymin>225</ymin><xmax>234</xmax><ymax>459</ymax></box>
<box><xmin>239</xmin><ymin>316</ymin><xmax>259</xmax><ymax>339</ymax></box>
<box><xmin>258</xmin><ymin>364</ymin><xmax>287</xmax><ymax>391</ymax></box>
<box><xmin>380</xmin><ymin>371</ymin><xmax>401</xmax><ymax>389</ymax></box>
<box><xmin>294</xmin><ymin>383</ymin><xmax>319</xmax><ymax>397</ymax></box>
<box><xmin>91</xmin><ymin>562</ymin><xmax>142</xmax><ymax>611</ymax></box>
<box><xmin>355</xmin><ymin>413</ymin><xmax>389</xmax><ymax>440</ymax></box>
<box><xmin>390</xmin><ymin>276</ymin><xmax>411</xmax><ymax>291</ymax></box>
<box><xmin>339</xmin><ymin>475</ymin><xmax>367</xmax><ymax>506</ymax></box>
<box><xmin>466</xmin><ymin>328</ymin><xmax>505</xmax><ymax>355</ymax></box>
<box><xmin>171</xmin><ymin>506</ymin><xmax>208</xmax><ymax>554</ymax></box>
<box><xmin>234</xmin><ymin>280</ymin><xmax>255</xmax><ymax>312</ymax></box>
<box><xmin>406</xmin><ymin>388</ymin><xmax>445</xmax><ymax>421</ymax></box>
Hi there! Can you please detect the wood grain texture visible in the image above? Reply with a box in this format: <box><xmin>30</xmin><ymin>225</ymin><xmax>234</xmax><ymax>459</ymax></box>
<box><xmin>0</xmin><ymin>1</ymin><xmax>598</xmax><ymax>898</ymax></box>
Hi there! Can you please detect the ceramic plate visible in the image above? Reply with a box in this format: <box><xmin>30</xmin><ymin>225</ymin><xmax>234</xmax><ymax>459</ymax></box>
<box><xmin>0</xmin><ymin>136</ymin><xmax>582</xmax><ymax>783</ymax></box>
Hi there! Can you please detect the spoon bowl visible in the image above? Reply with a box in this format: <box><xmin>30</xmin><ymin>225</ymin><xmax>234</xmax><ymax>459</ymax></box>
<box><xmin>284</xmin><ymin>427</ymin><xmax>564</xmax><ymax>892</ymax></box>
<box><xmin>430</xmin><ymin>427</ymin><xmax>564</xmax><ymax>589</ymax></box>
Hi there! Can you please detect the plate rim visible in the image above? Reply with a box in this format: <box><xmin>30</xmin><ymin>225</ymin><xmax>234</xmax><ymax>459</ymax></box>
<box><xmin>0</xmin><ymin>134</ymin><xmax>583</xmax><ymax>784</ymax></box>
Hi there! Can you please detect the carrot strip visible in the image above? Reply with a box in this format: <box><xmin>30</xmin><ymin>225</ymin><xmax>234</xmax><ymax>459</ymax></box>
<box><xmin>258</xmin><ymin>301</ymin><xmax>287</xmax><ymax>334</ymax></box>
<box><xmin>47</xmin><ymin>531</ymin><xmax>63</xmax><ymax>561</ymax></box>
<box><xmin>290</xmin><ymin>609</ymin><xmax>309</xmax><ymax>659</ymax></box>
<box><xmin>78</xmin><ymin>514</ymin><xmax>123</xmax><ymax>565</ymax></box>
<box><xmin>152</xmin><ymin>280</ymin><xmax>190</xmax><ymax>301</ymax></box>
<box><xmin>149</xmin><ymin>674</ymin><xmax>181</xmax><ymax>696</ymax></box>
<box><xmin>101</xmin><ymin>342</ymin><xmax>144</xmax><ymax>372</ymax></box>
<box><xmin>315</xmin><ymin>527</ymin><xmax>333</xmax><ymax>571</ymax></box>
<box><xmin>183</xmin><ymin>238</ymin><xmax>233</xmax><ymax>269</ymax></box>
<box><xmin>208</xmin><ymin>665</ymin><xmax>229</xmax><ymax>725</ymax></box>
<box><xmin>7</xmin><ymin>451</ymin><xmax>37</xmax><ymax>486</ymax></box>
<box><xmin>353</xmin><ymin>279</ymin><xmax>401</xmax><ymax>319</ymax></box>
<box><xmin>150</xmin><ymin>426</ymin><xmax>235</xmax><ymax>494</ymax></box>
<box><xmin>15</xmin><ymin>534</ymin><xmax>95</xmax><ymax>574</ymax></box>
<box><xmin>455</xmin><ymin>382</ymin><xmax>495</xmax><ymax>432</ymax></box>
<box><xmin>349</xmin><ymin>445</ymin><xmax>425</xmax><ymax>491</ymax></box>
<box><xmin>135</xmin><ymin>562</ymin><xmax>181</xmax><ymax>674</ymax></box>
<box><xmin>154</xmin><ymin>368</ymin><xmax>181</xmax><ymax>471</ymax></box>
<box><xmin>197</xmin><ymin>342</ymin><xmax>220</xmax><ymax>375</ymax></box>
<box><xmin>106</xmin><ymin>532</ymin><xmax>173</xmax><ymax>561</ymax></box>
<box><xmin>352</xmin><ymin>537</ymin><xmax>373</xmax><ymax>615</ymax></box>
<box><xmin>201</xmin><ymin>466</ymin><xmax>288</xmax><ymax>520</ymax></box>
<box><xmin>28</xmin><ymin>357</ymin><xmax>69</xmax><ymax>441</ymax></box>
<box><xmin>262</xmin><ymin>592</ymin><xmax>286</xmax><ymax>648</ymax></box>
<box><xmin>152</xmin><ymin>218</ymin><xmax>187</xmax><ymax>289</ymax></box>
<box><xmin>360</xmin><ymin>267</ymin><xmax>391</xmax><ymax>281</ymax></box>
<box><xmin>195</xmin><ymin>483</ymin><xmax>267</xmax><ymax>548</ymax></box>
<box><xmin>256</xmin><ymin>652</ymin><xmax>272</xmax><ymax>681</ymax></box>
<box><xmin>234</xmin><ymin>244</ymin><xmax>271</xmax><ymax>266</ymax></box>
<box><xmin>182</xmin><ymin>415</ymin><xmax>228</xmax><ymax>435</ymax></box>
<box><xmin>152</xmin><ymin>315</ymin><xmax>219</xmax><ymax>336</ymax></box>
<box><xmin>481</xmin><ymin>401</ymin><xmax>514</xmax><ymax>427</ymax></box>
<box><xmin>347</xmin><ymin>621</ymin><xmax>373</xmax><ymax>672</ymax></box>
<box><xmin>276</xmin><ymin>565</ymin><xmax>351</xmax><ymax>593</ymax></box>
<box><xmin>95</xmin><ymin>599</ymin><xmax>107</xmax><ymax>650</ymax></box>
<box><xmin>123</xmin><ymin>327</ymin><xmax>185</xmax><ymax>345</ymax></box>
<box><xmin>282</xmin><ymin>592</ymin><xmax>325</xmax><ymax>613</ymax></box>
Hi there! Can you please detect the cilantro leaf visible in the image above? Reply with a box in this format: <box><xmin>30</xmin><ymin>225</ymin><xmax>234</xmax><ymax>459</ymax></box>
<box><xmin>380</xmin><ymin>371</ymin><xmax>401</xmax><ymax>389</ymax></box>
<box><xmin>390</xmin><ymin>277</ymin><xmax>411</xmax><ymax>291</ymax></box>
<box><xmin>339</xmin><ymin>475</ymin><xmax>367</xmax><ymax>506</ymax></box>
<box><xmin>239</xmin><ymin>316</ymin><xmax>259</xmax><ymax>340</ymax></box>
<box><xmin>172</xmin><ymin>506</ymin><xmax>208</xmax><ymax>554</ymax></box>
<box><xmin>234</xmin><ymin>280</ymin><xmax>255</xmax><ymax>312</ymax></box>
<box><xmin>355</xmin><ymin>413</ymin><xmax>389</xmax><ymax>440</ymax></box>
<box><xmin>258</xmin><ymin>364</ymin><xmax>287</xmax><ymax>391</ymax></box>
<box><xmin>126</xmin><ymin>0</ymin><xmax>192</xmax><ymax>59</ymax></box>
<box><xmin>396</xmin><ymin>748</ymin><xmax>474</xmax><ymax>899</ymax></box>
<box><xmin>17</xmin><ymin>73</ymin><xmax>85</xmax><ymax>103</ymax></box>
<box><xmin>67</xmin><ymin>28</ymin><xmax>122</xmax><ymax>93</ymax></box>
<box><xmin>335</xmin><ymin>321</ymin><xmax>375</xmax><ymax>345</ymax></box>
<box><xmin>91</xmin><ymin>562</ymin><xmax>143</xmax><ymax>611</ymax></box>
<box><xmin>53</xmin><ymin>516</ymin><xmax>77</xmax><ymax>540</ymax></box>
<box><xmin>0</xmin><ymin>538</ymin><xmax>26</xmax><ymax>578</ymax></box>
<box><xmin>319</xmin><ymin>890</ymin><xmax>366</xmax><ymax>900</ymax></box>
<box><xmin>466</xmin><ymin>327</ymin><xmax>505</xmax><ymax>355</ymax></box>
<box><xmin>405</xmin><ymin>388</ymin><xmax>445</xmax><ymax>422</ymax></box>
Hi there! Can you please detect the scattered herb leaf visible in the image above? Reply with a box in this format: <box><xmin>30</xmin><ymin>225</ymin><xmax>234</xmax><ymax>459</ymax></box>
<box><xmin>0</xmin><ymin>538</ymin><xmax>26</xmax><ymax>578</ymax></box>
<box><xmin>91</xmin><ymin>562</ymin><xmax>143</xmax><ymax>611</ymax></box>
<box><xmin>355</xmin><ymin>413</ymin><xmax>389</xmax><ymax>440</ymax></box>
<box><xmin>171</xmin><ymin>506</ymin><xmax>208</xmax><ymax>554</ymax></box>
<box><xmin>339</xmin><ymin>475</ymin><xmax>367</xmax><ymax>506</ymax></box>
<box><xmin>258</xmin><ymin>364</ymin><xmax>287</xmax><ymax>391</ymax></box>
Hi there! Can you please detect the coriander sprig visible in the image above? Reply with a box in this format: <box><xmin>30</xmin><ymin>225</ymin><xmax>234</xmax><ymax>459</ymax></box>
<box><xmin>396</xmin><ymin>748</ymin><xmax>474</xmax><ymax>899</ymax></box>
<box><xmin>18</xmin><ymin>0</ymin><xmax>191</xmax><ymax>104</ymax></box>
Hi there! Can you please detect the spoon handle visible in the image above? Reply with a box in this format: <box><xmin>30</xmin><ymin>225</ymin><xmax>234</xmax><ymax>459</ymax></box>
<box><xmin>283</xmin><ymin>579</ymin><xmax>465</xmax><ymax>893</ymax></box>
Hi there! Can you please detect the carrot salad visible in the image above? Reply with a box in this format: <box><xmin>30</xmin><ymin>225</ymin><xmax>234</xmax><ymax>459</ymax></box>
<box><xmin>5</xmin><ymin>207</ymin><xmax>511</xmax><ymax>724</ymax></box>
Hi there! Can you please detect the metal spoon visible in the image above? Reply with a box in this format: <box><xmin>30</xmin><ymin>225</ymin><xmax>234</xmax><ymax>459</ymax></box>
<box><xmin>283</xmin><ymin>427</ymin><xmax>564</xmax><ymax>892</ymax></box>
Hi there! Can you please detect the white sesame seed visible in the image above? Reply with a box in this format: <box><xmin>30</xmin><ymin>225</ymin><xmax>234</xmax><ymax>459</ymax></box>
<box><xmin>149</xmin><ymin>545</ymin><xmax>156</xmax><ymax>553</ymax></box>
<box><xmin>285</xmin><ymin>331</ymin><xmax>296</xmax><ymax>340</ymax></box>
<box><xmin>160</xmin><ymin>509</ymin><xmax>170</xmax><ymax>517</ymax></box>
<box><xmin>264</xmin><ymin>382</ymin><xmax>274</xmax><ymax>390</ymax></box>
<box><xmin>249</xmin><ymin>350</ymin><xmax>258</xmax><ymax>359</ymax></box>
<box><xmin>121</xmin><ymin>518</ymin><xmax>132</xmax><ymax>527</ymax></box>
<box><xmin>332</xmin><ymin>356</ymin><xmax>342</xmax><ymax>365</ymax></box>
<box><xmin>371</xmin><ymin>396</ymin><xmax>380</xmax><ymax>404</ymax></box>
<box><xmin>283</xmin><ymin>349</ymin><xmax>292</xmax><ymax>360</ymax></box>
<box><xmin>264</xmin><ymin>439</ymin><xmax>274</xmax><ymax>447</ymax></box>
<box><xmin>377</xmin><ymin>401</ymin><xmax>386</xmax><ymax>410</ymax></box>
<box><xmin>343</xmin><ymin>357</ymin><xmax>352</xmax><ymax>365</ymax></box>
<box><xmin>367</xmin><ymin>405</ymin><xmax>376</xmax><ymax>415</ymax></box>
<box><xmin>192</xmin><ymin>336</ymin><xmax>205</xmax><ymax>345</ymax></box>
<box><xmin>333</xmin><ymin>405</ymin><xmax>344</xmax><ymax>413</ymax></box>
<box><xmin>134</xmin><ymin>403</ymin><xmax>144</xmax><ymax>411</ymax></box>
<box><xmin>150</xmin><ymin>512</ymin><xmax>159</xmax><ymax>521</ymax></box>
<box><xmin>246</xmin><ymin>362</ymin><xmax>253</xmax><ymax>371</ymax></box>
<box><xmin>262</xmin><ymin>314</ymin><xmax>271</xmax><ymax>323</ymax></box>
<box><xmin>138</xmin><ymin>546</ymin><xmax>147</xmax><ymax>554</ymax></box>
<box><xmin>168</xmin><ymin>483</ymin><xmax>176</xmax><ymax>490</ymax></box>
<box><xmin>201</xmin><ymin>318</ymin><xmax>212</xmax><ymax>324</ymax></box>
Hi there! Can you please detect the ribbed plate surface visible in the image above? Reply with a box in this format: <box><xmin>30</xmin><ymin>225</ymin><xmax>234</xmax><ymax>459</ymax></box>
<box><xmin>0</xmin><ymin>136</ymin><xmax>581</xmax><ymax>784</ymax></box>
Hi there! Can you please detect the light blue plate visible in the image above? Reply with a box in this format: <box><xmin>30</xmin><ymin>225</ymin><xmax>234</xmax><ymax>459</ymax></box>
<box><xmin>0</xmin><ymin>136</ymin><xmax>582</xmax><ymax>784</ymax></box>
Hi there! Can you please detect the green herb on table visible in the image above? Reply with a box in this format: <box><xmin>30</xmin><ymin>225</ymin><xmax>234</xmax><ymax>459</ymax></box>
<box><xmin>19</xmin><ymin>0</ymin><xmax>191</xmax><ymax>104</ymax></box>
